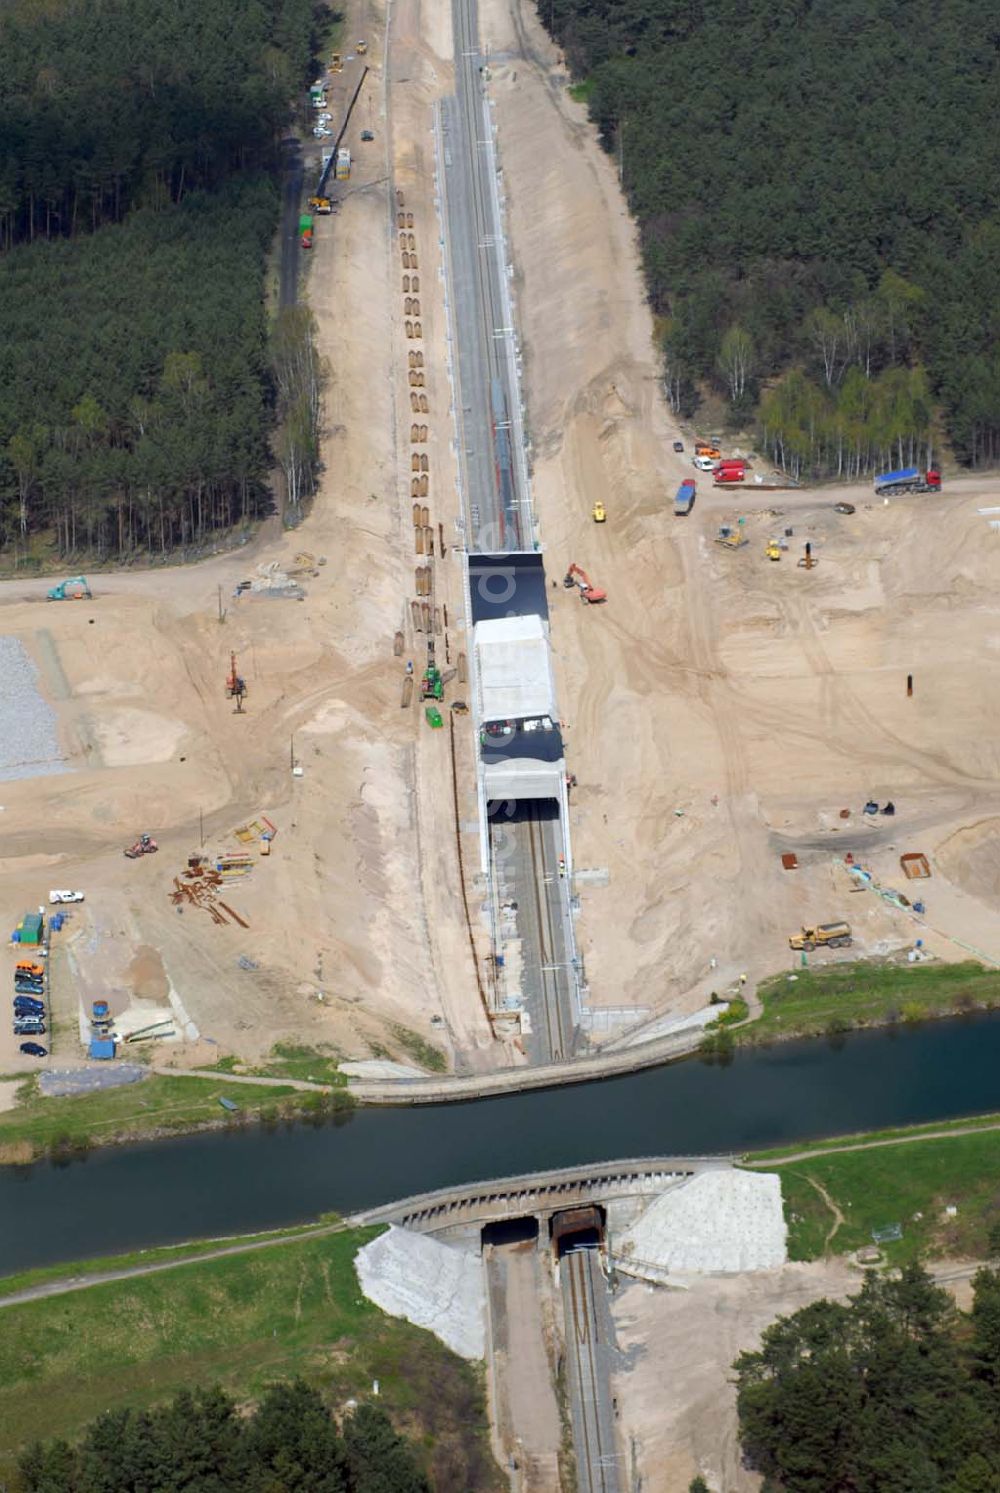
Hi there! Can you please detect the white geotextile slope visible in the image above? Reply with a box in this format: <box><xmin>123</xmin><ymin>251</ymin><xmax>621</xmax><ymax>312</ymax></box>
<box><xmin>615</xmin><ymin>1171</ymin><xmax>786</xmax><ymax>1275</ymax></box>
<box><xmin>355</xmin><ymin>1226</ymin><xmax>485</xmax><ymax>1359</ymax></box>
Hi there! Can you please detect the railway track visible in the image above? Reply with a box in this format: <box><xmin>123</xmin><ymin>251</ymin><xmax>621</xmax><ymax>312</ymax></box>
<box><xmin>525</xmin><ymin>805</ymin><xmax>567</xmax><ymax>1062</ymax></box>
<box><xmin>450</xmin><ymin>0</ymin><xmax>524</xmax><ymax>549</ymax></box>
<box><xmin>562</xmin><ymin>1245</ymin><xmax>621</xmax><ymax>1493</ymax></box>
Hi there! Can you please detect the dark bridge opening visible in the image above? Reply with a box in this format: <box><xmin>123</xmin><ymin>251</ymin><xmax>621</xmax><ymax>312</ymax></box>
<box><xmin>482</xmin><ymin>1215</ymin><xmax>540</xmax><ymax>1247</ymax></box>
<box><xmin>551</xmin><ymin>1204</ymin><xmax>605</xmax><ymax>1256</ymax></box>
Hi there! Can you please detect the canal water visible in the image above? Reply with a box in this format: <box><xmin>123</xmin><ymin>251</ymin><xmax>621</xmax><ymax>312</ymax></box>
<box><xmin>2</xmin><ymin>1012</ymin><xmax>999</xmax><ymax>1274</ymax></box>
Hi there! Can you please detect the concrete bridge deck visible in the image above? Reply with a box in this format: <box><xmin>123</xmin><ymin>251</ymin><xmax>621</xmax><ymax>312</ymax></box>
<box><xmin>349</xmin><ymin>1154</ymin><xmax>735</xmax><ymax>1233</ymax></box>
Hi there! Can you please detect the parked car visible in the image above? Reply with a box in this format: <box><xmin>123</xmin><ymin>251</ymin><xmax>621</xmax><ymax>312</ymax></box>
<box><xmin>13</xmin><ymin>1022</ymin><xmax>46</xmax><ymax>1037</ymax></box>
<box><xmin>19</xmin><ymin>1042</ymin><xmax>47</xmax><ymax>1057</ymax></box>
<box><xmin>361</xmin><ymin>129</ymin><xmax>374</xmax><ymax>141</ymax></box>
<box><xmin>48</xmin><ymin>890</ymin><xmax>84</xmax><ymax>904</ymax></box>
<box><xmin>673</xmin><ymin>440</ymin><xmax>684</xmax><ymax>453</ymax></box>
<box><xmin>14</xmin><ymin>999</ymin><xmax>45</xmax><ymax>1013</ymax></box>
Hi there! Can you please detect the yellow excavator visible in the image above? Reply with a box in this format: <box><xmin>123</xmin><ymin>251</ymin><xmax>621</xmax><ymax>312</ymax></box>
<box><xmin>766</xmin><ymin>538</ymin><xmax>782</xmax><ymax>561</ymax></box>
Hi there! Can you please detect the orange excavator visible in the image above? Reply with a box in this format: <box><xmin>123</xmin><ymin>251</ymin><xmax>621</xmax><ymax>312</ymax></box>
<box><xmin>563</xmin><ymin>563</ymin><xmax>607</xmax><ymax>604</ymax></box>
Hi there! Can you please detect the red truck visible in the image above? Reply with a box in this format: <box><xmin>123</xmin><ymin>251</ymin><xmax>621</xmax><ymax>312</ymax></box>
<box><xmin>714</xmin><ymin>459</ymin><xmax>747</xmax><ymax>484</ymax></box>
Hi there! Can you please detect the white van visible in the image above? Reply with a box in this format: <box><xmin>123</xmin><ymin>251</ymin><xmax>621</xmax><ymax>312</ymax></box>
<box><xmin>693</xmin><ymin>455</ymin><xmax>716</xmax><ymax>472</ymax></box>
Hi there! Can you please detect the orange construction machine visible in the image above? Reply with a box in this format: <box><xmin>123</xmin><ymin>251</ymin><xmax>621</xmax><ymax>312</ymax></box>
<box><xmin>563</xmin><ymin>563</ymin><xmax>607</xmax><ymax>604</ymax></box>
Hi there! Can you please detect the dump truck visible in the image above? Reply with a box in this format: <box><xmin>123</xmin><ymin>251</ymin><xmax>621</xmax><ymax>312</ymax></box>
<box><xmin>788</xmin><ymin>921</ymin><xmax>853</xmax><ymax>952</ymax></box>
<box><xmin>335</xmin><ymin>147</ymin><xmax>351</xmax><ymax>180</ymax></box>
<box><xmin>674</xmin><ymin>480</ymin><xmax>696</xmax><ymax>516</ymax></box>
<box><xmin>874</xmin><ymin>466</ymin><xmax>941</xmax><ymax>495</ymax></box>
<box><xmin>310</xmin><ymin>85</ymin><xmax>326</xmax><ymax>108</ymax></box>
<box><xmin>47</xmin><ymin>575</ymin><xmax>91</xmax><ymax>601</ymax></box>
<box><xmin>299</xmin><ymin>212</ymin><xmax>314</xmax><ymax>248</ymax></box>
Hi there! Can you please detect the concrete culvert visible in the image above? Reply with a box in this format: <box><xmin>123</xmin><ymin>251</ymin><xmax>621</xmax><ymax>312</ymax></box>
<box><xmin>551</xmin><ymin>1204</ymin><xmax>606</xmax><ymax>1256</ymax></box>
<box><xmin>413</xmin><ymin>320</ymin><xmax>422</xmax><ymax>337</ymax></box>
<box><xmin>403</xmin><ymin>274</ymin><xmax>410</xmax><ymax>292</ymax></box>
<box><xmin>482</xmin><ymin>1216</ymin><xmax>540</xmax><ymax>1247</ymax></box>
<box><xmin>412</xmin><ymin>275</ymin><xmax>420</xmax><ymax>292</ymax></box>
<box><xmin>410</xmin><ymin>392</ymin><xmax>419</xmax><ymax>412</ymax></box>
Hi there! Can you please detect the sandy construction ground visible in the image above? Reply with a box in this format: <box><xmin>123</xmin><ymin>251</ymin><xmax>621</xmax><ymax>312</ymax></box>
<box><xmin>612</xmin><ymin>1256</ymin><xmax>982</xmax><ymax>1491</ymax></box>
<box><xmin>2</xmin><ymin>0</ymin><xmax>1000</xmax><ymax>1084</ymax></box>
<box><xmin>480</xmin><ymin>0</ymin><xmax>1000</xmax><ymax>1030</ymax></box>
<box><xmin>0</xmin><ymin>0</ymin><xmax>504</xmax><ymax>1081</ymax></box>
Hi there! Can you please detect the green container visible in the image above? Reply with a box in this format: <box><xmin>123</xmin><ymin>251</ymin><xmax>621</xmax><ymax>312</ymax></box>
<box><xmin>298</xmin><ymin>214</ymin><xmax>314</xmax><ymax>234</ymax></box>
<box><xmin>19</xmin><ymin>912</ymin><xmax>43</xmax><ymax>944</ymax></box>
<box><xmin>424</xmin><ymin>706</ymin><xmax>443</xmax><ymax>729</ymax></box>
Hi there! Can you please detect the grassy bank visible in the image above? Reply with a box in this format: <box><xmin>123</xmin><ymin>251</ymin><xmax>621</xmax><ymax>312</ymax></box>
<box><xmin>0</xmin><ymin>1227</ymin><xmax>500</xmax><ymax>1489</ymax></box>
<box><xmin>0</xmin><ymin>1217</ymin><xmax>344</xmax><ymax>1300</ymax></box>
<box><xmin>203</xmin><ymin>1042</ymin><xmax>349</xmax><ymax>1086</ymax></box>
<box><xmin>738</xmin><ymin>959</ymin><xmax>1000</xmax><ymax>1045</ymax></box>
<box><xmin>746</xmin><ymin>1114</ymin><xmax>1000</xmax><ymax>1264</ymax></box>
<box><xmin>0</xmin><ymin>1071</ymin><xmax>353</xmax><ymax>1165</ymax></box>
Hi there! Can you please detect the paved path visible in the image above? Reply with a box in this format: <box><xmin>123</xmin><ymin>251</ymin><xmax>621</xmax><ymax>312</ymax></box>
<box><xmin>149</xmin><ymin>1065</ymin><xmax>329</xmax><ymax>1092</ymax></box>
<box><xmin>745</xmin><ymin>1118</ymin><xmax>1000</xmax><ymax>1168</ymax></box>
<box><xmin>0</xmin><ymin>1220</ymin><xmax>348</xmax><ymax>1311</ymax></box>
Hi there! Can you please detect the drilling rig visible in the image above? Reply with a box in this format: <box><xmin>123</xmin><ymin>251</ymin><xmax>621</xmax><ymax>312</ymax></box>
<box><xmin>226</xmin><ymin>651</ymin><xmax>247</xmax><ymax>713</ymax></box>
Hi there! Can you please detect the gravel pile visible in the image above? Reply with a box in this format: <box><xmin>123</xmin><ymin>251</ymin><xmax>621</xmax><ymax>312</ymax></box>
<box><xmin>40</xmin><ymin>1065</ymin><xmax>147</xmax><ymax>1097</ymax></box>
<box><xmin>614</xmin><ymin>1170</ymin><xmax>787</xmax><ymax>1277</ymax></box>
<box><xmin>355</xmin><ymin>1226</ymin><xmax>485</xmax><ymax>1359</ymax></box>
<box><xmin>0</xmin><ymin>637</ymin><xmax>68</xmax><ymax>782</ymax></box>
